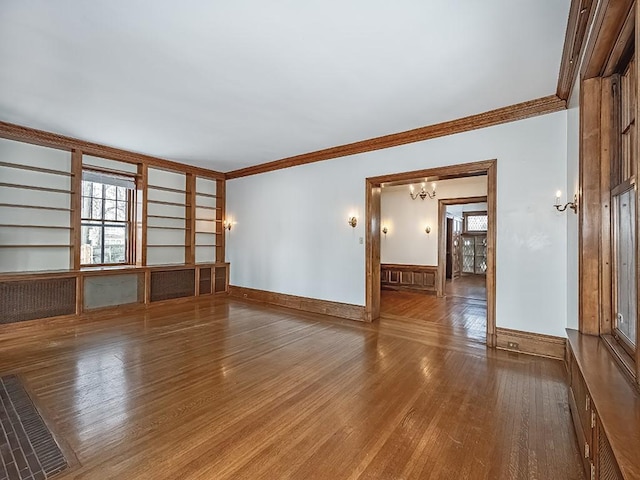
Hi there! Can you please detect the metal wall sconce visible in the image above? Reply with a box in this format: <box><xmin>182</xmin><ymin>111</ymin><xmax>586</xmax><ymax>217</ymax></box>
<box><xmin>382</xmin><ymin>226</ymin><xmax>388</xmax><ymax>235</ymax></box>
<box><xmin>554</xmin><ymin>191</ymin><xmax>578</xmax><ymax>214</ymax></box>
<box><xmin>348</xmin><ymin>216</ymin><xmax>358</xmax><ymax>228</ymax></box>
<box><xmin>223</xmin><ymin>220</ymin><xmax>232</xmax><ymax>231</ymax></box>
<box><xmin>425</xmin><ymin>226</ymin><xmax>431</xmax><ymax>234</ymax></box>
<box><xmin>410</xmin><ymin>182</ymin><xmax>437</xmax><ymax>200</ymax></box>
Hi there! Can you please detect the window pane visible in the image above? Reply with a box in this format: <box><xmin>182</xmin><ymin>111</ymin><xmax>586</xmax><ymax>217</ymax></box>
<box><xmin>105</xmin><ymin>184</ymin><xmax>117</xmax><ymax>200</ymax></box>
<box><xmin>92</xmin><ymin>182</ymin><xmax>102</xmax><ymax>198</ymax></box>
<box><xmin>81</xmin><ymin>223</ymin><xmax>103</xmax><ymax>264</ymax></box>
<box><xmin>117</xmin><ymin>186</ymin><xmax>127</xmax><ymax>201</ymax></box>
<box><xmin>614</xmin><ymin>188</ymin><xmax>637</xmax><ymax>347</ymax></box>
<box><xmin>104</xmin><ymin>224</ymin><xmax>127</xmax><ymax>263</ymax></box>
<box><xmin>91</xmin><ymin>197</ymin><xmax>103</xmax><ymax>220</ymax></box>
<box><xmin>81</xmin><ymin>196</ymin><xmax>91</xmax><ymax>218</ymax></box>
<box><xmin>104</xmin><ymin>199</ymin><xmax>117</xmax><ymax>220</ymax></box>
<box><xmin>82</xmin><ymin>181</ymin><xmax>92</xmax><ymax>196</ymax></box>
<box><xmin>115</xmin><ymin>201</ymin><xmax>126</xmax><ymax>221</ymax></box>
<box><xmin>466</xmin><ymin>214</ymin><xmax>488</xmax><ymax>232</ymax></box>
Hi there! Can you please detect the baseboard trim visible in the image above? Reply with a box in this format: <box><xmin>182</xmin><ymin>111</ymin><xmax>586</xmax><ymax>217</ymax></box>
<box><xmin>496</xmin><ymin>327</ymin><xmax>566</xmax><ymax>360</ymax></box>
<box><xmin>229</xmin><ymin>286</ymin><xmax>366</xmax><ymax>322</ymax></box>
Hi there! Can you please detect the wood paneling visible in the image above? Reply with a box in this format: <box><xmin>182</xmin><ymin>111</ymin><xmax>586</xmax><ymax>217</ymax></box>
<box><xmin>495</xmin><ymin>327</ymin><xmax>566</xmax><ymax>360</ymax></box>
<box><xmin>580</xmin><ymin>77</ymin><xmax>603</xmax><ymax>335</ymax></box>
<box><xmin>0</xmin><ymin>121</ymin><xmax>224</xmax><ymax>180</ymax></box>
<box><xmin>185</xmin><ymin>174</ymin><xmax>196</xmax><ymax>265</ymax></box>
<box><xmin>229</xmin><ymin>285</ymin><xmax>366</xmax><ymax>322</ymax></box>
<box><xmin>381</xmin><ymin>264</ymin><xmax>437</xmax><ymax>293</ymax></box>
<box><xmin>0</xmin><ymin>297</ymin><xmax>585</xmax><ymax>479</ymax></box>
<box><xmin>567</xmin><ymin>329</ymin><xmax>640</xmax><ymax>480</ymax></box>
<box><xmin>0</xmin><ymin>263</ymin><xmax>229</xmax><ymax>329</ymax></box>
<box><xmin>582</xmin><ymin>0</ymin><xmax>635</xmax><ymax>79</ymax></box>
<box><xmin>227</xmin><ymin>96</ymin><xmax>565</xmax><ymax>179</ymax></box>
<box><xmin>557</xmin><ymin>0</ymin><xmax>598</xmax><ymax>100</ymax></box>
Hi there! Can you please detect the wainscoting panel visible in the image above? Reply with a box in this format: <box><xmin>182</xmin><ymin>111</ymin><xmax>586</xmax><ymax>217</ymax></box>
<box><xmin>381</xmin><ymin>263</ymin><xmax>438</xmax><ymax>293</ymax></box>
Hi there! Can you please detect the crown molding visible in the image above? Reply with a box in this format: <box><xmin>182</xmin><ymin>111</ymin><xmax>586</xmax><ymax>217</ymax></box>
<box><xmin>556</xmin><ymin>0</ymin><xmax>598</xmax><ymax>101</ymax></box>
<box><xmin>226</xmin><ymin>95</ymin><xmax>566</xmax><ymax>179</ymax></box>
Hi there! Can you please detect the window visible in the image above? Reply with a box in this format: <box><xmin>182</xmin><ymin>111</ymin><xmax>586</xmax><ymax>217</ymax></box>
<box><xmin>463</xmin><ymin>211</ymin><xmax>488</xmax><ymax>233</ymax></box>
<box><xmin>81</xmin><ymin>170</ymin><xmax>136</xmax><ymax>265</ymax></box>
<box><xmin>610</xmin><ymin>52</ymin><xmax>637</xmax><ymax>354</ymax></box>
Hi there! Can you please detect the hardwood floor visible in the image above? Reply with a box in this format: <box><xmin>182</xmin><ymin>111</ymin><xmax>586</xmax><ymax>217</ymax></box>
<box><xmin>0</xmin><ymin>297</ymin><xmax>584</xmax><ymax>480</ymax></box>
<box><xmin>380</xmin><ymin>288</ymin><xmax>486</xmax><ymax>344</ymax></box>
<box><xmin>445</xmin><ymin>274</ymin><xmax>487</xmax><ymax>301</ymax></box>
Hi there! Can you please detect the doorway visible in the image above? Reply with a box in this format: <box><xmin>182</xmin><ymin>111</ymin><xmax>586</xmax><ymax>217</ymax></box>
<box><xmin>365</xmin><ymin>160</ymin><xmax>497</xmax><ymax>348</ymax></box>
<box><xmin>438</xmin><ymin>197</ymin><xmax>488</xmax><ymax>303</ymax></box>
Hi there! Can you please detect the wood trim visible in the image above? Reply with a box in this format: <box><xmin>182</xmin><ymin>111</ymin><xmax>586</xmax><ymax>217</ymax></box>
<box><xmin>496</xmin><ymin>327</ymin><xmax>566</xmax><ymax>360</ymax></box>
<box><xmin>579</xmin><ymin>77</ymin><xmax>602</xmax><ymax>335</ymax></box>
<box><xmin>229</xmin><ymin>285</ymin><xmax>365</xmax><ymax>322</ymax></box>
<box><xmin>582</xmin><ymin>0</ymin><xmax>634</xmax><ymax>79</ymax></box>
<box><xmin>366</xmin><ymin>160</ymin><xmax>497</xmax><ymax>348</ymax></box>
<box><xmin>185</xmin><ymin>174</ymin><xmax>196</xmax><ymax>265</ymax></box>
<box><xmin>70</xmin><ymin>149</ymin><xmax>82</xmax><ymax>269</ymax></box>
<box><xmin>217</xmin><ymin>179</ymin><xmax>226</xmax><ymax>263</ymax></box>
<box><xmin>365</xmin><ymin>179</ymin><xmax>381</xmax><ymax>322</ymax></box>
<box><xmin>600</xmin><ymin>77</ymin><xmax>614</xmax><ymax>336</ymax></box>
<box><xmin>0</xmin><ymin>121</ymin><xmax>225</xmax><ymax>180</ymax></box>
<box><xmin>556</xmin><ymin>0</ymin><xmax>598</xmax><ymax>100</ymax></box>
<box><xmin>0</xmin><ymin>160</ymin><xmax>73</xmax><ymax>177</ymax></box>
<box><xmin>226</xmin><ymin>96</ymin><xmax>565</xmax><ymax>179</ymax></box>
<box><xmin>436</xmin><ymin>196</ymin><xmax>487</xmax><ymax>297</ymax></box>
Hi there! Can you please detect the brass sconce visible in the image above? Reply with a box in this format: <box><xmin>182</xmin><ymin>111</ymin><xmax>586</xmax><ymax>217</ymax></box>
<box><xmin>382</xmin><ymin>226</ymin><xmax>388</xmax><ymax>235</ymax></box>
<box><xmin>554</xmin><ymin>191</ymin><xmax>578</xmax><ymax>214</ymax></box>
<box><xmin>348</xmin><ymin>216</ymin><xmax>358</xmax><ymax>228</ymax></box>
<box><xmin>410</xmin><ymin>182</ymin><xmax>437</xmax><ymax>200</ymax></box>
<box><xmin>425</xmin><ymin>226</ymin><xmax>431</xmax><ymax>234</ymax></box>
<box><xmin>223</xmin><ymin>220</ymin><xmax>232</xmax><ymax>231</ymax></box>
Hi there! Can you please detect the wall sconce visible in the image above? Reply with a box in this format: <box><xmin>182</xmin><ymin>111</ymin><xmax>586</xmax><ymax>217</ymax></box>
<box><xmin>348</xmin><ymin>216</ymin><xmax>358</xmax><ymax>228</ymax></box>
<box><xmin>223</xmin><ymin>219</ymin><xmax>233</xmax><ymax>231</ymax></box>
<box><xmin>382</xmin><ymin>226</ymin><xmax>388</xmax><ymax>235</ymax></box>
<box><xmin>425</xmin><ymin>226</ymin><xmax>431</xmax><ymax>235</ymax></box>
<box><xmin>554</xmin><ymin>190</ymin><xmax>578</xmax><ymax>214</ymax></box>
<box><xmin>410</xmin><ymin>182</ymin><xmax>437</xmax><ymax>200</ymax></box>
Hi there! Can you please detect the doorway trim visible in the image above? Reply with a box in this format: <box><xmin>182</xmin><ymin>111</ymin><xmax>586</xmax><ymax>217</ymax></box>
<box><xmin>437</xmin><ymin>195</ymin><xmax>488</xmax><ymax>297</ymax></box>
<box><xmin>365</xmin><ymin>159</ymin><xmax>497</xmax><ymax>348</ymax></box>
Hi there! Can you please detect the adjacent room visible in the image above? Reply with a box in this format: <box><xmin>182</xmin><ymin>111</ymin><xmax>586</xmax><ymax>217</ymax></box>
<box><xmin>1</xmin><ymin>1</ymin><xmax>639</xmax><ymax>479</ymax></box>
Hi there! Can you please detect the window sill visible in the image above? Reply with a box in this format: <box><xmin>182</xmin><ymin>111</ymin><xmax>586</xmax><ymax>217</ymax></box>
<box><xmin>601</xmin><ymin>334</ymin><xmax>636</xmax><ymax>384</ymax></box>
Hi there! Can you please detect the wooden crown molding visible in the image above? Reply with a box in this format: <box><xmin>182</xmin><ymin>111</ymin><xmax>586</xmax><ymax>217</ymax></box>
<box><xmin>556</xmin><ymin>0</ymin><xmax>598</xmax><ymax>101</ymax></box>
<box><xmin>0</xmin><ymin>121</ymin><xmax>225</xmax><ymax>179</ymax></box>
<box><xmin>226</xmin><ymin>95</ymin><xmax>566</xmax><ymax>179</ymax></box>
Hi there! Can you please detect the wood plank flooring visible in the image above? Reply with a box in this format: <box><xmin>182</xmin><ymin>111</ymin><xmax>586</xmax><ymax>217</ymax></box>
<box><xmin>0</xmin><ymin>297</ymin><xmax>584</xmax><ymax>479</ymax></box>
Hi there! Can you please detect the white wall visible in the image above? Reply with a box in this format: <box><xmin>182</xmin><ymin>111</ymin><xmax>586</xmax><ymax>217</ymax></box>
<box><xmin>227</xmin><ymin>110</ymin><xmax>568</xmax><ymax>337</ymax></box>
<box><xmin>380</xmin><ymin>177</ymin><xmax>487</xmax><ymax>265</ymax></box>
<box><xmin>566</xmin><ymin>77</ymin><xmax>580</xmax><ymax>330</ymax></box>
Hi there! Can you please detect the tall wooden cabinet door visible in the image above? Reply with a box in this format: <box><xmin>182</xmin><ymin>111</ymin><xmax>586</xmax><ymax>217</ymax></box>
<box><xmin>452</xmin><ymin>218</ymin><xmax>462</xmax><ymax>278</ymax></box>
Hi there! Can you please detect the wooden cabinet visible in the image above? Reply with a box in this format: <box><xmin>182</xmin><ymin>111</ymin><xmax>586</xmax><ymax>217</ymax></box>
<box><xmin>461</xmin><ymin>234</ymin><xmax>487</xmax><ymax>275</ymax></box>
<box><xmin>567</xmin><ymin>330</ymin><xmax>637</xmax><ymax>480</ymax></box>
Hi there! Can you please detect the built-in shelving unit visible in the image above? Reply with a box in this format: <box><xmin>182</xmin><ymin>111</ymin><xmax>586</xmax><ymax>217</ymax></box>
<box><xmin>0</xmin><ymin>133</ymin><xmax>228</xmax><ymax>328</ymax></box>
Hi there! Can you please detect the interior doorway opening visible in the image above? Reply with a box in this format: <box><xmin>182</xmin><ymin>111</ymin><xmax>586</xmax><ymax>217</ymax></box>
<box><xmin>365</xmin><ymin>160</ymin><xmax>496</xmax><ymax>348</ymax></box>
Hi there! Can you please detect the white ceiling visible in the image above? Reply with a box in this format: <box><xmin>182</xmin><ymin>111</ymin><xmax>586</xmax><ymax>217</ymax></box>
<box><xmin>0</xmin><ymin>1</ymin><xmax>570</xmax><ymax>173</ymax></box>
